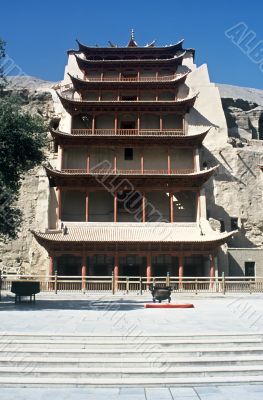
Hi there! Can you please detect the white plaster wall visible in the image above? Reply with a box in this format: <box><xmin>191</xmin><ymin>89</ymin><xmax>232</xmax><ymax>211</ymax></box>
<box><xmin>89</xmin><ymin>191</ymin><xmax>113</xmax><ymax>222</ymax></box>
<box><xmin>144</xmin><ymin>147</ymin><xmax>167</xmax><ymax>170</ymax></box>
<box><xmin>170</xmin><ymin>148</ymin><xmax>194</xmax><ymax>170</ymax></box>
<box><xmin>63</xmin><ymin>148</ymin><xmax>87</xmax><ymax>169</ymax></box>
<box><xmin>90</xmin><ymin>148</ymin><xmax>115</xmax><ymax>169</ymax></box>
<box><xmin>116</xmin><ymin>148</ymin><xmax>141</xmax><ymax>170</ymax></box>
<box><xmin>61</xmin><ymin>190</ymin><xmax>86</xmax><ymax>221</ymax></box>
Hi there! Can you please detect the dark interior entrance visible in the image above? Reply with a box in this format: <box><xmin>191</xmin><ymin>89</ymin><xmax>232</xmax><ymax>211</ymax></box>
<box><xmin>120</xmin><ymin>121</ymin><xmax>136</xmax><ymax>129</ymax></box>
<box><xmin>119</xmin><ymin>255</ymin><xmax>145</xmax><ymax>276</ymax></box>
<box><xmin>92</xmin><ymin>255</ymin><xmax>113</xmax><ymax>276</ymax></box>
<box><xmin>57</xmin><ymin>255</ymin><xmax>81</xmax><ymax>276</ymax></box>
<box><xmin>245</xmin><ymin>261</ymin><xmax>255</xmax><ymax>277</ymax></box>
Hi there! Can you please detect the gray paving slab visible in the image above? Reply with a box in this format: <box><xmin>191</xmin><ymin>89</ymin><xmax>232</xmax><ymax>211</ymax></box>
<box><xmin>170</xmin><ymin>387</ymin><xmax>199</xmax><ymax>398</ymax></box>
<box><xmin>145</xmin><ymin>388</ymin><xmax>173</xmax><ymax>399</ymax></box>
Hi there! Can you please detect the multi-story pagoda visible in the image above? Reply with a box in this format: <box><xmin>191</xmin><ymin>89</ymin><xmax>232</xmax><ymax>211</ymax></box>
<box><xmin>33</xmin><ymin>32</ymin><xmax>235</xmax><ymax>280</ymax></box>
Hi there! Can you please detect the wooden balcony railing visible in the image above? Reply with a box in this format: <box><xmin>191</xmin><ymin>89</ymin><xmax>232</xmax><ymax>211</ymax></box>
<box><xmin>71</xmin><ymin>129</ymin><xmax>185</xmax><ymax>136</ymax></box>
<box><xmin>84</xmin><ymin>74</ymin><xmax>182</xmax><ymax>82</ymax></box>
<box><xmin>1</xmin><ymin>275</ymin><xmax>262</xmax><ymax>295</ymax></box>
<box><xmin>61</xmin><ymin>168</ymin><xmax>195</xmax><ymax>175</ymax></box>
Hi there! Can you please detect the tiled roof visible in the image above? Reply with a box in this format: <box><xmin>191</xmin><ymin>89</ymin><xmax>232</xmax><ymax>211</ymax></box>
<box><xmin>32</xmin><ymin>222</ymin><xmax>235</xmax><ymax>244</ymax></box>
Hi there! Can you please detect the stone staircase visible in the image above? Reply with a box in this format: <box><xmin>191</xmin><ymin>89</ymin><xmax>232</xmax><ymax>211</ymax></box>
<box><xmin>0</xmin><ymin>333</ymin><xmax>263</xmax><ymax>386</ymax></box>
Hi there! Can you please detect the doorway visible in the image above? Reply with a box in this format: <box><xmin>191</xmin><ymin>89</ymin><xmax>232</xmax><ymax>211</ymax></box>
<box><xmin>56</xmin><ymin>255</ymin><xmax>81</xmax><ymax>276</ymax></box>
<box><xmin>119</xmin><ymin>255</ymin><xmax>145</xmax><ymax>276</ymax></box>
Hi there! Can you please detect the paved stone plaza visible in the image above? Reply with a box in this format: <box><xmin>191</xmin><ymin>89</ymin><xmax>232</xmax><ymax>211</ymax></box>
<box><xmin>1</xmin><ymin>292</ymin><xmax>263</xmax><ymax>399</ymax></box>
<box><xmin>1</xmin><ymin>292</ymin><xmax>263</xmax><ymax>334</ymax></box>
<box><xmin>1</xmin><ymin>385</ymin><xmax>263</xmax><ymax>400</ymax></box>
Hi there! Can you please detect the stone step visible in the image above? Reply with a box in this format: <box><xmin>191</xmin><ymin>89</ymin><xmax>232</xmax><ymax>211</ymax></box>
<box><xmin>2</xmin><ymin>346</ymin><xmax>263</xmax><ymax>358</ymax></box>
<box><xmin>0</xmin><ymin>375</ymin><xmax>263</xmax><ymax>387</ymax></box>
<box><xmin>0</xmin><ymin>365</ymin><xmax>263</xmax><ymax>378</ymax></box>
<box><xmin>1</xmin><ymin>333</ymin><xmax>263</xmax><ymax>341</ymax></box>
<box><xmin>1</xmin><ymin>355</ymin><xmax>263</xmax><ymax>368</ymax></box>
<box><xmin>0</xmin><ymin>340</ymin><xmax>262</xmax><ymax>350</ymax></box>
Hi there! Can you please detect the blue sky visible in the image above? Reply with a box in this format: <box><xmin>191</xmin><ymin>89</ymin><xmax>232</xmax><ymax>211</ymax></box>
<box><xmin>1</xmin><ymin>0</ymin><xmax>263</xmax><ymax>88</ymax></box>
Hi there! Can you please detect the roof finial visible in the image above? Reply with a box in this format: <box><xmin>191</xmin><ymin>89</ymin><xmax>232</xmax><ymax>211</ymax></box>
<box><xmin>127</xmin><ymin>29</ymin><xmax>138</xmax><ymax>47</ymax></box>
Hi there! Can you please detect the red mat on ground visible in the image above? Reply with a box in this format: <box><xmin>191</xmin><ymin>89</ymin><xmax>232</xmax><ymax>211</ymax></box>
<box><xmin>144</xmin><ymin>303</ymin><xmax>194</xmax><ymax>308</ymax></box>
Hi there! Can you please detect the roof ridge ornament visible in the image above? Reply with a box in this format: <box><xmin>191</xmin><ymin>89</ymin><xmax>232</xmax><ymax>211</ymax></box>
<box><xmin>127</xmin><ymin>29</ymin><xmax>138</xmax><ymax>47</ymax></box>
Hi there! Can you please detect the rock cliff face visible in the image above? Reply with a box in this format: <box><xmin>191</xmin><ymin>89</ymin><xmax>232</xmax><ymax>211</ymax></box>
<box><xmin>0</xmin><ymin>77</ymin><xmax>59</xmax><ymax>274</ymax></box>
<box><xmin>0</xmin><ymin>78</ymin><xmax>262</xmax><ymax>275</ymax></box>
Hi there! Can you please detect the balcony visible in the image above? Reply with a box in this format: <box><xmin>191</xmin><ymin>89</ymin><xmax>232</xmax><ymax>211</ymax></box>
<box><xmin>61</xmin><ymin>168</ymin><xmax>195</xmax><ymax>175</ymax></box>
<box><xmin>71</xmin><ymin>129</ymin><xmax>185</xmax><ymax>136</ymax></box>
<box><xmin>83</xmin><ymin>73</ymin><xmax>185</xmax><ymax>82</ymax></box>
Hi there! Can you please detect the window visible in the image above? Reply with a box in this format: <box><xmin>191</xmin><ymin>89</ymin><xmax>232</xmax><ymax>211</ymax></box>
<box><xmin>245</xmin><ymin>261</ymin><xmax>255</xmax><ymax>277</ymax></box>
<box><xmin>231</xmin><ymin>217</ymin><xmax>239</xmax><ymax>230</ymax></box>
<box><xmin>219</xmin><ymin>219</ymin><xmax>225</xmax><ymax>232</ymax></box>
<box><xmin>124</xmin><ymin>148</ymin><xmax>133</xmax><ymax>160</ymax></box>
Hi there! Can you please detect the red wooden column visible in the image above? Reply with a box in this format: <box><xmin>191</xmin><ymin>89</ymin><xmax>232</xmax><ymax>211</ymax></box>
<box><xmin>85</xmin><ymin>192</ymin><xmax>89</xmax><ymax>222</ymax></box>
<box><xmin>146</xmin><ymin>252</ymin><xmax>152</xmax><ymax>283</ymax></box>
<box><xmin>141</xmin><ymin>154</ymin><xmax>144</xmax><ymax>174</ymax></box>
<box><xmin>92</xmin><ymin>116</ymin><xmax>95</xmax><ymax>134</ymax></box>
<box><xmin>167</xmin><ymin>149</ymin><xmax>171</xmax><ymax>174</ymax></box>
<box><xmin>114</xmin><ymin>155</ymin><xmax>117</xmax><ymax>173</ymax></box>
<box><xmin>56</xmin><ymin>187</ymin><xmax>61</xmax><ymax>228</ymax></box>
<box><xmin>81</xmin><ymin>254</ymin><xmax>87</xmax><ymax>290</ymax></box>
<box><xmin>49</xmin><ymin>254</ymin><xmax>54</xmax><ymax>276</ymax></box>
<box><xmin>209</xmin><ymin>254</ymin><xmax>215</xmax><ymax>288</ymax></box>
<box><xmin>114</xmin><ymin>192</ymin><xmax>118</xmax><ymax>222</ymax></box>
<box><xmin>142</xmin><ymin>193</ymin><xmax>146</xmax><ymax>222</ymax></box>
<box><xmin>86</xmin><ymin>154</ymin><xmax>90</xmax><ymax>173</ymax></box>
<box><xmin>169</xmin><ymin>192</ymin><xmax>174</xmax><ymax>223</ymax></box>
<box><xmin>114</xmin><ymin>252</ymin><xmax>119</xmax><ymax>290</ymax></box>
<box><xmin>114</xmin><ymin>114</ymin><xmax>118</xmax><ymax>134</ymax></box>
<box><xmin>178</xmin><ymin>254</ymin><xmax>184</xmax><ymax>285</ymax></box>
